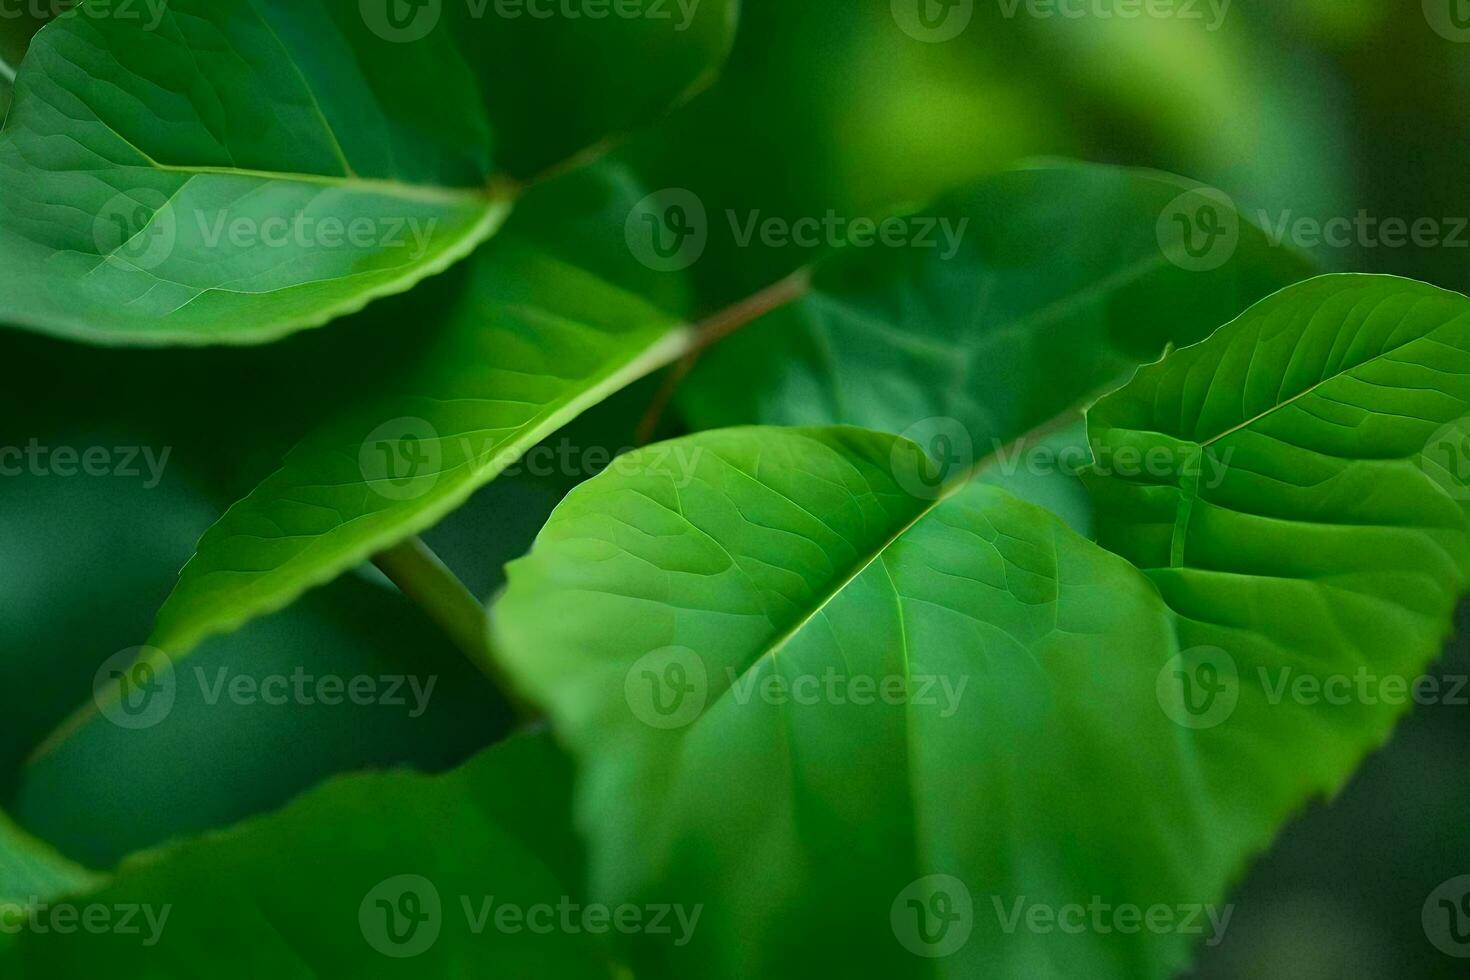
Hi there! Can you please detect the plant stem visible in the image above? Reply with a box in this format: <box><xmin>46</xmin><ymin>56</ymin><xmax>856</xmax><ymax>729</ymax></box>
<box><xmin>636</xmin><ymin>267</ymin><xmax>813</xmax><ymax>445</ymax></box>
<box><xmin>373</xmin><ymin>536</ymin><xmax>536</xmax><ymax>722</ymax></box>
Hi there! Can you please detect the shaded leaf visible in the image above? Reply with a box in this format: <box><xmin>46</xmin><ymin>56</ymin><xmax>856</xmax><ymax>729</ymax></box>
<box><xmin>493</xmin><ymin>276</ymin><xmax>1470</xmax><ymax>977</ymax></box>
<box><xmin>2</xmin><ymin>733</ymin><xmax>618</xmax><ymax>978</ymax></box>
<box><xmin>678</xmin><ymin>163</ymin><xmax>1312</xmax><ymax>446</ymax></box>
<box><xmin>0</xmin><ymin>0</ymin><xmax>734</xmax><ymax>344</ymax></box>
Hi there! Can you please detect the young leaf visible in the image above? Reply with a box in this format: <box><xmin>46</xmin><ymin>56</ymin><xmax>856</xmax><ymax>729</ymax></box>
<box><xmin>678</xmin><ymin>163</ymin><xmax>1313</xmax><ymax>442</ymax></box>
<box><xmin>492</xmin><ymin>277</ymin><xmax>1470</xmax><ymax>978</ymax></box>
<box><xmin>1</xmin><ymin>733</ymin><xmax>620</xmax><ymax>977</ymax></box>
<box><xmin>143</xmin><ymin>168</ymin><xmax>696</xmax><ymax>664</ymax></box>
<box><xmin>0</xmin><ymin>0</ymin><xmax>735</xmax><ymax>345</ymax></box>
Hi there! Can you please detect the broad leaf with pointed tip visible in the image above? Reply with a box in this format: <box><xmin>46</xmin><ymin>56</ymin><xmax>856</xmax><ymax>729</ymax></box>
<box><xmin>1</xmin><ymin>733</ymin><xmax>621</xmax><ymax>978</ymax></box>
<box><xmin>492</xmin><ymin>277</ymin><xmax>1470</xmax><ymax>978</ymax></box>
<box><xmin>678</xmin><ymin>164</ymin><xmax>1312</xmax><ymax>444</ymax></box>
<box><xmin>146</xmin><ymin>167</ymin><xmax>695</xmax><ymax>663</ymax></box>
<box><xmin>0</xmin><ymin>0</ymin><xmax>735</xmax><ymax>344</ymax></box>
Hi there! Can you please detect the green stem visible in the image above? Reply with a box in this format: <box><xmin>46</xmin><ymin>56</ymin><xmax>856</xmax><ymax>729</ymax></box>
<box><xmin>373</xmin><ymin>536</ymin><xmax>536</xmax><ymax>722</ymax></box>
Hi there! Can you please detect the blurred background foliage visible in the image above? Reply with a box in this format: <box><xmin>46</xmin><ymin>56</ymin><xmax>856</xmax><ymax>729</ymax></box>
<box><xmin>2</xmin><ymin>0</ymin><xmax>1467</xmax><ymax>975</ymax></box>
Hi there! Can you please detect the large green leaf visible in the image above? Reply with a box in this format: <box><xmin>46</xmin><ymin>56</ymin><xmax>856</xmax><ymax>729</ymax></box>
<box><xmin>142</xmin><ymin>167</ymin><xmax>696</xmax><ymax>664</ymax></box>
<box><xmin>1</xmin><ymin>733</ymin><xmax>621</xmax><ymax>978</ymax></box>
<box><xmin>0</xmin><ymin>0</ymin><xmax>734</xmax><ymax>345</ymax></box>
<box><xmin>677</xmin><ymin>163</ymin><xmax>1312</xmax><ymax>440</ymax></box>
<box><xmin>492</xmin><ymin>277</ymin><xmax>1470</xmax><ymax>978</ymax></box>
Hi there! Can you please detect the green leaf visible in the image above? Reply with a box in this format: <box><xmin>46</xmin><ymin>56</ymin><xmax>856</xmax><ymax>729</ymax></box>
<box><xmin>1</xmin><ymin>733</ymin><xmax>619</xmax><ymax>978</ymax></box>
<box><xmin>145</xmin><ymin>167</ymin><xmax>695</xmax><ymax>663</ymax></box>
<box><xmin>0</xmin><ymin>0</ymin><xmax>735</xmax><ymax>345</ymax></box>
<box><xmin>0</xmin><ymin>811</ymin><xmax>99</xmax><ymax>908</ymax></box>
<box><xmin>15</xmin><ymin>572</ymin><xmax>512</xmax><ymax>868</ymax></box>
<box><xmin>678</xmin><ymin>163</ymin><xmax>1313</xmax><ymax>444</ymax></box>
<box><xmin>0</xmin><ymin>808</ymin><xmax>99</xmax><ymax>956</ymax></box>
<box><xmin>494</xmin><ymin>273</ymin><xmax>1470</xmax><ymax>978</ymax></box>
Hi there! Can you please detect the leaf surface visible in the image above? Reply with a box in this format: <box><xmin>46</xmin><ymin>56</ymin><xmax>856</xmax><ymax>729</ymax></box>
<box><xmin>2</xmin><ymin>733</ymin><xmax>618</xmax><ymax>978</ymax></box>
<box><xmin>0</xmin><ymin>0</ymin><xmax>734</xmax><ymax>344</ymax></box>
<box><xmin>679</xmin><ymin>164</ymin><xmax>1312</xmax><ymax>445</ymax></box>
<box><xmin>493</xmin><ymin>277</ymin><xmax>1470</xmax><ymax>978</ymax></box>
<box><xmin>143</xmin><ymin>167</ymin><xmax>697</xmax><ymax>662</ymax></box>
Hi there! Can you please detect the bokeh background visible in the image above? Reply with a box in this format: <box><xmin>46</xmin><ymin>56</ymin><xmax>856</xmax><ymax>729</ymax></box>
<box><xmin>3</xmin><ymin>1</ymin><xmax>1467</xmax><ymax>976</ymax></box>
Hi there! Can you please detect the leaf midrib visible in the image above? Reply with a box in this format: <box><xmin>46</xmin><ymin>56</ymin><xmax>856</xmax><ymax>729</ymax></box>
<box><xmin>1196</xmin><ymin>296</ymin><xmax>1467</xmax><ymax>448</ymax></box>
